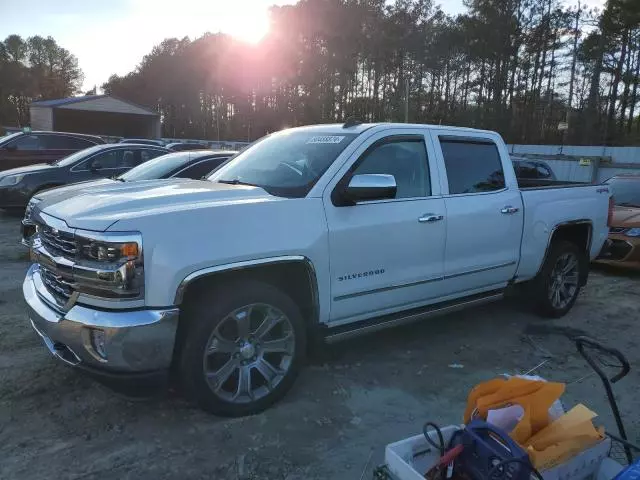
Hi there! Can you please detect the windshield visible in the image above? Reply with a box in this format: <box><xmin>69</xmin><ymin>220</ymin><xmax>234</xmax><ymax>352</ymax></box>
<box><xmin>605</xmin><ymin>178</ymin><xmax>640</xmax><ymax>207</ymax></box>
<box><xmin>119</xmin><ymin>152</ymin><xmax>193</xmax><ymax>180</ymax></box>
<box><xmin>52</xmin><ymin>145</ymin><xmax>106</xmax><ymax>166</ymax></box>
<box><xmin>208</xmin><ymin>130</ymin><xmax>358</xmax><ymax>197</ymax></box>
<box><xmin>0</xmin><ymin>132</ymin><xmax>23</xmax><ymax>146</ymax></box>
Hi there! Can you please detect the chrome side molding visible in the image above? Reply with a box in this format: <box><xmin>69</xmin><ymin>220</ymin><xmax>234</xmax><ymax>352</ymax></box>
<box><xmin>324</xmin><ymin>290</ymin><xmax>504</xmax><ymax>343</ymax></box>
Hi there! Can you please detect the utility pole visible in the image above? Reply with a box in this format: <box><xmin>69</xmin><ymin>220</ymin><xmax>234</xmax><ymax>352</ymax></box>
<box><xmin>404</xmin><ymin>77</ymin><xmax>409</xmax><ymax>123</ymax></box>
<box><xmin>567</xmin><ymin>2</ymin><xmax>581</xmax><ymax>116</ymax></box>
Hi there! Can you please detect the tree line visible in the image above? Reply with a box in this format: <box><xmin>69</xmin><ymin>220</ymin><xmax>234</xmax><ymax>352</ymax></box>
<box><xmin>2</xmin><ymin>0</ymin><xmax>639</xmax><ymax>146</ymax></box>
<box><xmin>0</xmin><ymin>35</ymin><xmax>83</xmax><ymax>128</ymax></box>
<box><xmin>102</xmin><ymin>0</ymin><xmax>640</xmax><ymax>145</ymax></box>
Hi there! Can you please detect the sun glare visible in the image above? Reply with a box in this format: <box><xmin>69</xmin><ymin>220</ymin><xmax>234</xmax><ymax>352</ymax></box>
<box><xmin>227</xmin><ymin>13</ymin><xmax>271</xmax><ymax>44</ymax></box>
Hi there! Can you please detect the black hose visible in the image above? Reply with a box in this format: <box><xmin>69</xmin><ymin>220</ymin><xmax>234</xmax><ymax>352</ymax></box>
<box><xmin>423</xmin><ymin>421</ymin><xmax>445</xmax><ymax>457</ymax></box>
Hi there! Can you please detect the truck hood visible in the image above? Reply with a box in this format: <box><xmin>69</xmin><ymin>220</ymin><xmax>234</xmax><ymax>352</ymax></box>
<box><xmin>39</xmin><ymin>179</ymin><xmax>276</xmax><ymax>231</ymax></box>
<box><xmin>35</xmin><ymin>178</ymin><xmax>115</xmax><ymax>202</ymax></box>
<box><xmin>612</xmin><ymin>206</ymin><xmax>640</xmax><ymax>228</ymax></box>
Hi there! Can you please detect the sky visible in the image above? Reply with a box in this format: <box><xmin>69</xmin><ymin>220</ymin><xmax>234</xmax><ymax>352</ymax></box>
<box><xmin>0</xmin><ymin>0</ymin><xmax>603</xmax><ymax>93</ymax></box>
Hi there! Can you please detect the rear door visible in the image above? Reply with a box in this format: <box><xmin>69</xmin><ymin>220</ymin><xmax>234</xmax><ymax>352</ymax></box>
<box><xmin>430</xmin><ymin>131</ymin><xmax>523</xmax><ymax>294</ymax></box>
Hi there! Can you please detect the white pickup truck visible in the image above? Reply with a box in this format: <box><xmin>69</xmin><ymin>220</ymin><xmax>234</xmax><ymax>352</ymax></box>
<box><xmin>23</xmin><ymin>122</ymin><xmax>612</xmax><ymax>416</ymax></box>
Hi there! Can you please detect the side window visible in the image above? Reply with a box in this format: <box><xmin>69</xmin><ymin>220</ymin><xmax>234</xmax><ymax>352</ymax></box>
<box><xmin>440</xmin><ymin>138</ymin><xmax>505</xmax><ymax>194</ymax></box>
<box><xmin>42</xmin><ymin>135</ymin><xmax>96</xmax><ymax>150</ymax></box>
<box><xmin>7</xmin><ymin>135</ymin><xmax>41</xmax><ymax>151</ymax></box>
<box><xmin>140</xmin><ymin>149</ymin><xmax>165</xmax><ymax>164</ymax></box>
<box><xmin>536</xmin><ymin>163</ymin><xmax>552</xmax><ymax>178</ymax></box>
<box><xmin>352</xmin><ymin>139</ymin><xmax>431</xmax><ymax>199</ymax></box>
<box><xmin>178</xmin><ymin>158</ymin><xmax>229</xmax><ymax>179</ymax></box>
<box><xmin>81</xmin><ymin>149</ymin><xmax>136</xmax><ymax>170</ymax></box>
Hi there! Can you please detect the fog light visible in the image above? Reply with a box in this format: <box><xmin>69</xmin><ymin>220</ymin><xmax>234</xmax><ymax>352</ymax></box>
<box><xmin>90</xmin><ymin>329</ymin><xmax>107</xmax><ymax>359</ymax></box>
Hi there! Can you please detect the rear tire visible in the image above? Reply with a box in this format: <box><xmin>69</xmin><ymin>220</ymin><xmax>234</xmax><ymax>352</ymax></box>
<box><xmin>179</xmin><ymin>280</ymin><xmax>307</xmax><ymax>416</ymax></box>
<box><xmin>530</xmin><ymin>241</ymin><xmax>584</xmax><ymax>318</ymax></box>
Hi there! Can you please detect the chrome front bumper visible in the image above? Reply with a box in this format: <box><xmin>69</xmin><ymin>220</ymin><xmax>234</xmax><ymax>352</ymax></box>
<box><xmin>23</xmin><ymin>264</ymin><xmax>179</xmax><ymax>372</ymax></box>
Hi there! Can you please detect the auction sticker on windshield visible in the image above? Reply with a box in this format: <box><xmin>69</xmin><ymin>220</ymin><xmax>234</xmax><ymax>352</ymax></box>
<box><xmin>306</xmin><ymin>136</ymin><xmax>345</xmax><ymax>144</ymax></box>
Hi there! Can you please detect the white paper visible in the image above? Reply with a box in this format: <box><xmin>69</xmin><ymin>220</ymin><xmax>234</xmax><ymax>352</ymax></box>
<box><xmin>487</xmin><ymin>404</ymin><xmax>525</xmax><ymax>432</ymax></box>
<box><xmin>306</xmin><ymin>135</ymin><xmax>345</xmax><ymax>144</ymax></box>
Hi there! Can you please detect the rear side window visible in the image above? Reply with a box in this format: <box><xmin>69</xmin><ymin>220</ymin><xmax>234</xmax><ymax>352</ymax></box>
<box><xmin>536</xmin><ymin>163</ymin><xmax>552</xmax><ymax>178</ymax></box>
<box><xmin>43</xmin><ymin>135</ymin><xmax>97</xmax><ymax>150</ymax></box>
<box><xmin>440</xmin><ymin>138</ymin><xmax>505</xmax><ymax>194</ymax></box>
<box><xmin>140</xmin><ymin>148</ymin><xmax>165</xmax><ymax>164</ymax></box>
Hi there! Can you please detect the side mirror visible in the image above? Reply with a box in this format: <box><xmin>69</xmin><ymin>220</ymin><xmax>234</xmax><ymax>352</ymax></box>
<box><xmin>343</xmin><ymin>174</ymin><xmax>397</xmax><ymax>204</ymax></box>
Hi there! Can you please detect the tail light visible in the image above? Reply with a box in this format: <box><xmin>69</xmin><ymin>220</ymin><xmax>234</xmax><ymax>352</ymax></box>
<box><xmin>607</xmin><ymin>196</ymin><xmax>615</xmax><ymax>227</ymax></box>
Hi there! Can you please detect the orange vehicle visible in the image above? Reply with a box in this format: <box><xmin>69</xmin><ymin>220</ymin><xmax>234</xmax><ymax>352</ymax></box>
<box><xmin>596</xmin><ymin>175</ymin><xmax>640</xmax><ymax>268</ymax></box>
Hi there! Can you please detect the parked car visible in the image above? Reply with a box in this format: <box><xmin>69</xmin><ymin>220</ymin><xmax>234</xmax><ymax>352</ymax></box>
<box><xmin>166</xmin><ymin>142</ymin><xmax>209</xmax><ymax>151</ymax></box>
<box><xmin>512</xmin><ymin>157</ymin><xmax>557</xmax><ymax>180</ymax></box>
<box><xmin>0</xmin><ymin>143</ymin><xmax>168</xmax><ymax>212</ymax></box>
<box><xmin>20</xmin><ymin>150</ymin><xmax>235</xmax><ymax>245</ymax></box>
<box><xmin>23</xmin><ymin>122</ymin><xmax>611</xmax><ymax>416</ymax></box>
<box><xmin>0</xmin><ymin>131</ymin><xmax>105</xmax><ymax>172</ymax></box>
<box><xmin>595</xmin><ymin>175</ymin><xmax>640</xmax><ymax>269</ymax></box>
<box><xmin>119</xmin><ymin>138</ymin><xmax>165</xmax><ymax>147</ymax></box>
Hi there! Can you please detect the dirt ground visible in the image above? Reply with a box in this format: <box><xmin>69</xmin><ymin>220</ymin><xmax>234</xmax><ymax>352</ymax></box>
<box><xmin>1</xmin><ymin>211</ymin><xmax>639</xmax><ymax>480</ymax></box>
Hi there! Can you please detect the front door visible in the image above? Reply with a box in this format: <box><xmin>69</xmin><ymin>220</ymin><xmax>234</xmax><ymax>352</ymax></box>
<box><xmin>323</xmin><ymin>130</ymin><xmax>448</xmax><ymax>325</ymax></box>
<box><xmin>430</xmin><ymin>131</ymin><xmax>524</xmax><ymax>295</ymax></box>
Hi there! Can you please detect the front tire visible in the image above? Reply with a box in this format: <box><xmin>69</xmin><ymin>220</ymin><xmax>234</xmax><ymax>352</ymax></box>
<box><xmin>531</xmin><ymin>241</ymin><xmax>584</xmax><ymax>318</ymax></box>
<box><xmin>179</xmin><ymin>280</ymin><xmax>307</xmax><ymax>416</ymax></box>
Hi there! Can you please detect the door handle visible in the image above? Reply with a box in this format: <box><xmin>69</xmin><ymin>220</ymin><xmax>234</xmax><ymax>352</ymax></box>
<box><xmin>418</xmin><ymin>214</ymin><xmax>444</xmax><ymax>223</ymax></box>
<box><xmin>501</xmin><ymin>206</ymin><xmax>520</xmax><ymax>214</ymax></box>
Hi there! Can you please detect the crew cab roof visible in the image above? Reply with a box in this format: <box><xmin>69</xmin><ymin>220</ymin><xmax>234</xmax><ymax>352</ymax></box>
<box><xmin>285</xmin><ymin>122</ymin><xmax>497</xmax><ymax>136</ymax></box>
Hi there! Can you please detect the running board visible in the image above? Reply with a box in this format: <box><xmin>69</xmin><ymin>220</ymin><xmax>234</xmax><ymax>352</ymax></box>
<box><xmin>324</xmin><ymin>289</ymin><xmax>505</xmax><ymax>343</ymax></box>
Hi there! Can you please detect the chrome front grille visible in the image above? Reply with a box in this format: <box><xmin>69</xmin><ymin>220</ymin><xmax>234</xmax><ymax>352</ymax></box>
<box><xmin>33</xmin><ymin>217</ymin><xmax>78</xmax><ymax>307</ymax></box>
<box><xmin>37</xmin><ymin>222</ymin><xmax>77</xmax><ymax>258</ymax></box>
<box><xmin>40</xmin><ymin>267</ymin><xmax>74</xmax><ymax>303</ymax></box>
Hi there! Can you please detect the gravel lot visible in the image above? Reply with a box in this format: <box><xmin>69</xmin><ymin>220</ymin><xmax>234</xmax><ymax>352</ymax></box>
<box><xmin>1</xmin><ymin>210</ymin><xmax>639</xmax><ymax>480</ymax></box>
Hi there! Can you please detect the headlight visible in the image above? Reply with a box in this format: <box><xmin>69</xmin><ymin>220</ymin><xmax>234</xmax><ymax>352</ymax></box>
<box><xmin>24</xmin><ymin>197</ymin><xmax>41</xmax><ymax>222</ymax></box>
<box><xmin>73</xmin><ymin>231</ymin><xmax>144</xmax><ymax>299</ymax></box>
<box><xmin>0</xmin><ymin>174</ymin><xmax>24</xmax><ymax>187</ymax></box>
<box><xmin>625</xmin><ymin>228</ymin><xmax>640</xmax><ymax>237</ymax></box>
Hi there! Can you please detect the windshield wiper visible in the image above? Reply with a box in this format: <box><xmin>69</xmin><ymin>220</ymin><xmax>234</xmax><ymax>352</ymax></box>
<box><xmin>218</xmin><ymin>179</ymin><xmax>260</xmax><ymax>187</ymax></box>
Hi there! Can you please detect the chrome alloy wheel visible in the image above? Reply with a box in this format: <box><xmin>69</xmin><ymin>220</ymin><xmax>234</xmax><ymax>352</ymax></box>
<box><xmin>548</xmin><ymin>252</ymin><xmax>579</xmax><ymax>309</ymax></box>
<box><xmin>203</xmin><ymin>303</ymin><xmax>295</xmax><ymax>404</ymax></box>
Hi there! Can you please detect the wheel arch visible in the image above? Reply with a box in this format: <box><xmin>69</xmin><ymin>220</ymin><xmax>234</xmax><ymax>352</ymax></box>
<box><xmin>174</xmin><ymin>256</ymin><xmax>320</xmax><ymax>328</ymax></box>
<box><xmin>538</xmin><ymin>219</ymin><xmax>593</xmax><ymax>284</ymax></box>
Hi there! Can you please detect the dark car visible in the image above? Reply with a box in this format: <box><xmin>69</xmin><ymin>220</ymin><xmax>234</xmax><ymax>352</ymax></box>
<box><xmin>119</xmin><ymin>138</ymin><xmax>165</xmax><ymax>146</ymax></box>
<box><xmin>20</xmin><ymin>150</ymin><xmax>236</xmax><ymax>245</ymax></box>
<box><xmin>166</xmin><ymin>142</ymin><xmax>209</xmax><ymax>151</ymax></box>
<box><xmin>512</xmin><ymin>157</ymin><xmax>556</xmax><ymax>180</ymax></box>
<box><xmin>0</xmin><ymin>143</ymin><xmax>168</xmax><ymax>211</ymax></box>
<box><xmin>0</xmin><ymin>131</ymin><xmax>105</xmax><ymax>172</ymax></box>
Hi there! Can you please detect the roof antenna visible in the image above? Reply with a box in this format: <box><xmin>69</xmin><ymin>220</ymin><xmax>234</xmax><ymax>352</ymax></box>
<box><xmin>343</xmin><ymin>117</ymin><xmax>362</xmax><ymax>128</ymax></box>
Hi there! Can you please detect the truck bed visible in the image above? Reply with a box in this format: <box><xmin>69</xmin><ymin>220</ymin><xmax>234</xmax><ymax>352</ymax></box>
<box><xmin>516</xmin><ymin>182</ymin><xmax>610</xmax><ymax>281</ymax></box>
<box><xmin>517</xmin><ymin>178</ymin><xmax>592</xmax><ymax>189</ymax></box>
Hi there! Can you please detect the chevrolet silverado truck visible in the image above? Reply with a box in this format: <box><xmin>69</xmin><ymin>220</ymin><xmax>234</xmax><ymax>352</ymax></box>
<box><xmin>23</xmin><ymin>122</ymin><xmax>612</xmax><ymax>416</ymax></box>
